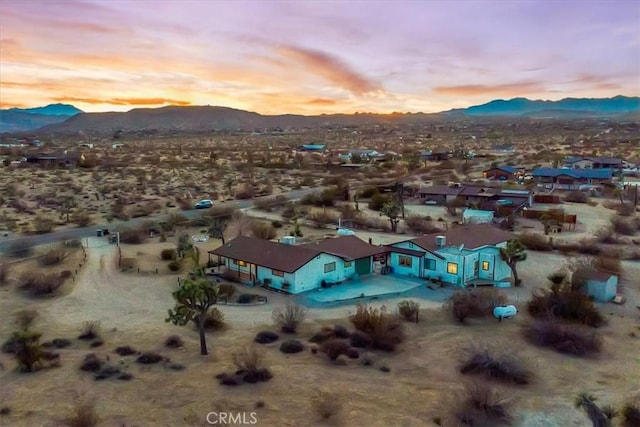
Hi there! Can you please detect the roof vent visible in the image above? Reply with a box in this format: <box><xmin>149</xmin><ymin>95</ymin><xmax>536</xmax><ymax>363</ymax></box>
<box><xmin>435</xmin><ymin>236</ymin><xmax>446</xmax><ymax>248</ymax></box>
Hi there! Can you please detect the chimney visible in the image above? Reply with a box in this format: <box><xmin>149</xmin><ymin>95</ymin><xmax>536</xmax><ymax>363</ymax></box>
<box><xmin>435</xmin><ymin>235</ymin><xmax>446</xmax><ymax>248</ymax></box>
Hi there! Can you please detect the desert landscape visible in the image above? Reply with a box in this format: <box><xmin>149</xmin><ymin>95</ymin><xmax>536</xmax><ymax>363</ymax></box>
<box><xmin>2</xmin><ymin>1</ymin><xmax>640</xmax><ymax>426</ymax></box>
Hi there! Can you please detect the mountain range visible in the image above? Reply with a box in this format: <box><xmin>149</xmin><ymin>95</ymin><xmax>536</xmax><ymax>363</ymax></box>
<box><xmin>1</xmin><ymin>96</ymin><xmax>638</xmax><ymax>135</ymax></box>
<box><xmin>0</xmin><ymin>104</ymin><xmax>82</xmax><ymax>133</ymax></box>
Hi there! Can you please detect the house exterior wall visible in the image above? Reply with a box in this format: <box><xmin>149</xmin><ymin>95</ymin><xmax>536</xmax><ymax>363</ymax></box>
<box><xmin>565</xmin><ymin>160</ymin><xmax>594</xmax><ymax>169</ymax></box>
<box><xmin>290</xmin><ymin>253</ymin><xmax>352</xmax><ymax>294</ymax></box>
<box><xmin>585</xmin><ymin>276</ymin><xmax>618</xmax><ymax>302</ymax></box>
<box><xmin>388</xmin><ymin>252</ymin><xmax>421</xmax><ymax>277</ymax></box>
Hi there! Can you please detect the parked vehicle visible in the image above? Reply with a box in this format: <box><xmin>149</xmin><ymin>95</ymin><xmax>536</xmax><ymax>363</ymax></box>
<box><xmin>194</xmin><ymin>199</ymin><xmax>213</xmax><ymax>209</ymax></box>
<box><xmin>424</xmin><ymin>199</ymin><xmax>438</xmax><ymax>205</ymax></box>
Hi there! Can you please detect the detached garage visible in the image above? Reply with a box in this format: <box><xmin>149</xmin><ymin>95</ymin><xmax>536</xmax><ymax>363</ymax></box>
<box><xmin>572</xmin><ymin>269</ymin><xmax>618</xmax><ymax>302</ymax></box>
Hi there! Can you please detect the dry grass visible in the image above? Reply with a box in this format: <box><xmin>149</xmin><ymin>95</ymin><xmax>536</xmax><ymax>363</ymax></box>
<box><xmin>452</xmin><ymin>382</ymin><xmax>512</xmax><ymax>427</ymax></box>
<box><xmin>459</xmin><ymin>342</ymin><xmax>533</xmax><ymax>385</ymax></box>
<box><xmin>312</xmin><ymin>391</ymin><xmax>343</xmax><ymax>420</ymax></box>
<box><xmin>349</xmin><ymin>304</ymin><xmax>404</xmax><ymax>351</ymax></box>
<box><xmin>61</xmin><ymin>402</ymin><xmax>99</xmax><ymax>427</ymax></box>
<box><xmin>272</xmin><ymin>303</ymin><xmax>307</xmax><ymax>333</ymax></box>
<box><xmin>522</xmin><ymin>319</ymin><xmax>602</xmax><ymax>357</ymax></box>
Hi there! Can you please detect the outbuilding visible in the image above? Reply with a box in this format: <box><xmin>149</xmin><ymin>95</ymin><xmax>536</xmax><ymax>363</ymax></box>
<box><xmin>572</xmin><ymin>269</ymin><xmax>618</xmax><ymax>302</ymax></box>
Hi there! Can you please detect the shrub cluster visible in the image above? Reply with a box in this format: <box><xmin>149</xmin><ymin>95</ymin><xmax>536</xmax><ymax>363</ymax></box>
<box><xmin>348</xmin><ymin>305</ymin><xmax>404</xmax><ymax>351</ymax></box>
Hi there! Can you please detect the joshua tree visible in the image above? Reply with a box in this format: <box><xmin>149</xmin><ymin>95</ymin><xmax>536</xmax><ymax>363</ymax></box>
<box><xmin>166</xmin><ymin>278</ymin><xmax>224</xmax><ymax>355</ymax></box>
<box><xmin>574</xmin><ymin>393</ymin><xmax>615</xmax><ymax>427</ymax></box>
<box><xmin>500</xmin><ymin>239</ymin><xmax>527</xmax><ymax>287</ymax></box>
<box><xmin>380</xmin><ymin>199</ymin><xmax>401</xmax><ymax>233</ymax></box>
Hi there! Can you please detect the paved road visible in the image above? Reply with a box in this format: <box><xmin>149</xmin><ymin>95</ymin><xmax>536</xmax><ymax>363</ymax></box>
<box><xmin>0</xmin><ymin>187</ymin><xmax>320</xmax><ymax>253</ymax></box>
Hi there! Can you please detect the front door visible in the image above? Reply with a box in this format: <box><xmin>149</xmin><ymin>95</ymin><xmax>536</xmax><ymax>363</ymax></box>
<box><xmin>355</xmin><ymin>257</ymin><xmax>371</xmax><ymax>275</ymax></box>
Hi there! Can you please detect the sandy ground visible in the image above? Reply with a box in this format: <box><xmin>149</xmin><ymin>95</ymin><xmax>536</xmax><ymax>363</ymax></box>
<box><xmin>1</xmin><ymin>237</ymin><xmax>640</xmax><ymax>427</ymax></box>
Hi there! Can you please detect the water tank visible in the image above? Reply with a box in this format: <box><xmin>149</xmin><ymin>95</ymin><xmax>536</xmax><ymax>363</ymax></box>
<box><xmin>281</xmin><ymin>236</ymin><xmax>296</xmax><ymax>245</ymax></box>
<box><xmin>493</xmin><ymin>305</ymin><xmax>518</xmax><ymax>320</ymax></box>
<box><xmin>337</xmin><ymin>228</ymin><xmax>356</xmax><ymax>236</ymax></box>
<box><xmin>435</xmin><ymin>235</ymin><xmax>446</xmax><ymax>248</ymax></box>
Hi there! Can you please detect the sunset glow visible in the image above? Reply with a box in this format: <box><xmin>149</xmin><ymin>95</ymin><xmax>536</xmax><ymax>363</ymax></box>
<box><xmin>1</xmin><ymin>0</ymin><xmax>639</xmax><ymax>114</ymax></box>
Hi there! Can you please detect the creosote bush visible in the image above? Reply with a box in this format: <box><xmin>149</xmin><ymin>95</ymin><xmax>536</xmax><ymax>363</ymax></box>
<box><xmin>453</xmin><ymin>382</ymin><xmax>512</xmax><ymax>427</ymax></box>
<box><xmin>272</xmin><ymin>303</ymin><xmax>306</xmax><ymax>333</ymax></box>
<box><xmin>448</xmin><ymin>289</ymin><xmax>506</xmax><ymax>324</ymax></box>
<box><xmin>398</xmin><ymin>300</ymin><xmax>420</xmax><ymax>322</ymax></box>
<box><xmin>349</xmin><ymin>305</ymin><xmax>404</xmax><ymax>351</ymax></box>
<box><xmin>527</xmin><ymin>282</ymin><xmax>604</xmax><ymax>327</ymax></box>
<box><xmin>312</xmin><ymin>391</ymin><xmax>343</xmax><ymax>420</ymax></box>
<box><xmin>61</xmin><ymin>402</ymin><xmax>99</xmax><ymax>427</ymax></box>
<box><xmin>522</xmin><ymin>319</ymin><xmax>602</xmax><ymax>357</ymax></box>
<box><xmin>459</xmin><ymin>343</ymin><xmax>532</xmax><ymax>385</ymax></box>
<box><xmin>231</xmin><ymin>346</ymin><xmax>272</xmax><ymax>384</ymax></box>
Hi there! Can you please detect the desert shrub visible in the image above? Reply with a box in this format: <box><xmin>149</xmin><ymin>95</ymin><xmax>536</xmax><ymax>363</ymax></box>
<box><xmin>11</xmin><ymin>330</ymin><xmax>45</xmax><ymax>372</ymax></box>
<box><xmin>5</xmin><ymin>239</ymin><xmax>33</xmax><ymax>258</ymax></box>
<box><xmin>348</xmin><ymin>305</ymin><xmax>404</xmax><ymax>351</ymax></box>
<box><xmin>522</xmin><ymin>319</ymin><xmax>602</xmax><ymax>356</ymax></box>
<box><xmin>32</xmin><ymin>214</ymin><xmax>55</xmax><ymax>234</ymax></box>
<box><xmin>0</xmin><ymin>262</ymin><xmax>9</xmax><ymax>285</ymax></box>
<box><xmin>232</xmin><ymin>346</ymin><xmax>272</xmax><ymax>383</ymax></box>
<box><xmin>447</xmin><ymin>289</ymin><xmax>507</xmax><ymax>323</ymax></box>
<box><xmin>19</xmin><ymin>271</ymin><xmax>65</xmax><ymax>296</ymax></box>
<box><xmin>358</xmin><ymin>186</ymin><xmax>379</xmax><ymax>198</ymax></box>
<box><xmin>114</xmin><ymin>345</ymin><xmax>137</xmax><ymax>356</ymax></box>
<box><xmin>518</xmin><ymin>232</ymin><xmax>553</xmax><ymax>251</ymax></box>
<box><xmin>254</xmin><ymin>331</ymin><xmax>279</xmax><ymax>344</ymax></box>
<box><xmin>160</xmin><ymin>248</ymin><xmax>177</xmax><ymax>261</ymax></box>
<box><xmin>320</xmin><ymin>339</ymin><xmax>350</xmax><ymax>361</ymax></box>
<box><xmin>452</xmin><ymin>382</ymin><xmax>512</xmax><ymax>427</ymax></box>
<box><xmin>333</xmin><ymin>324</ymin><xmax>350</xmax><ymax>338</ymax></box>
<box><xmin>271</xmin><ymin>220</ymin><xmax>283</xmax><ymax>228</ymax></box>
<box><xmin>136</xmin><ymin>351</ymin><xmax>163</xmax><ymax>364</ymax></box>
<box><xmin>611</xmin><ymin>215</ymin><xmax>637</xmax><ymax>236</ymax></box>
<box><xmin>459</xmin><ymin>343</ymin><xmax>532</xmax><ymax>385</ymax></box>
<box><xmin>279</xmin><ymin>339</ymin><xmax>304</xmax><ymax>354</ymax></box>
<box><xmin>71</xmin><ymin>211</ymin><xmax>93</xmax><ymax>227</ymax></box>
<box><xmin>312</xmin><ymin>391</ymin><xmax>343</xmax><ymax>420</ymax></box>
<box><xmin>167</xmin><ymin>260</ymin><xmax>182</xmax><ymax>272</ymax></box>
<box><xmin>164</xmin><ymin>335</ymin><xmax>184</xmax><ymax>348</ymax></box>
<box><xmin>281</xmin><ymin>203</ymin><xmax>297</xmax><ymax>219</ymax></box>
<box><xmin>15</xmin><ymin>308</ymin><xmax>38</xmax><ymax>330</ymax></box>
<box><xmin>398</xmin><ymin>300</ymin><xmax>420</xmax><ymax>322</ymax></box>
<box><xmin>404</xmin><ymin>215</ymin><xmax>442</xmax><ymax>234</ymax></box>
<box><xmin>349</xmin><ymin>330</ymin><xmax>373</xmax><ymax>348</ymax></box>
<box><xmin>574</xmin><ymin>393</ymin><xmax>616</xmax><ymax>427</ymax></box>
<box><xmin>272</xmin><ymin>303</ymin><xmax>306</xmax><ymax>333</ymax></box>
<box><xmin>368</xmin><ymin>193</ymin><xmax>391</xmax><ymax>211</ymax></box>
<box><xmin>193</xmin><ymin>307</ymin><xmax>226</xmax><ymax>330</ymax></box>
<box><xmin>309</xmin><ymin>327</ymin><xmax>337</xmax><ymax>344</ymax></box>
<box><xmin>306</xmin><ymin>209</ymin><xmax>338</xmax><ymax>228</ymax></box>
<box><xmin>251</xmin><ymin>222</ymin><xmax>277</xmax><ymax>240</ymax></box>
<box><xmin>78</xmin><ymin>321</ymin><xmax>101</xmax><ymax>341</ymax></box>
<box><xmin>564</xmin><ymin>191</ymin><xmax>589</xmax><ymax>203</ymax></box>
<box><xmin>38</xmin><ymin>247</ymin><xmax>68</xmax><ymax>266</ymax></box>
<box><xmin>621</xmin><ymin>403</ymin><xmax>640</xmax><ymax>427</ymax></box>
<box><xmin>51</xmin><ymin>338</ymin><xmax>71</xmax><ymax>349</ymax></box>
<box><xmin>61</xmin><ymin>402</ymin><xmax>99</xmax><ymax>427</ymax></box>
<box><xmin>253</xmin><ymin>195</ymin><xmax>288</xmax><ymax>211</ymax></box>
<box><xmin>118</xmin><ymin>228</ymin><xmax>146</xmax><ymax>244</ymax></box>
<box><xmin>527</xmin><ymin>284</ymin><xmax>605</xmax><ymax>327</ymax></box>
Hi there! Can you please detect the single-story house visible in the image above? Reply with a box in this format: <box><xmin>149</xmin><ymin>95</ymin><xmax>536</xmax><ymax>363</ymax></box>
<box><xmin>299</xmin><ymin>144</ymin><xmax>326</xmax><ymax>152</ymax></box>
<box><xmin>209</xmin><ymin>236</ymin><xmax>360</xmax><ymax>294</ymax></box>
<box><xmin>416</xmin><ymin>185</ymin><xmax>462</xmax><ymax>204</ymax></box>
<box><xmin>562</xmin><ymin>156</ymin><xmax>623</xmax><ymax>170</ymax></box>
<box><xmin>25</xmin><ymin>152</ymin><xmax>82</xmax><ymax>168</ymax></box>
<box><xmin>483</xmin><ymin>165</ymin><xmax>520</xmax><ymax>181</ymax></box>
<box><xmin>301</xmin><ymin>235</ymin><xmax>384</xmax><ymax>277</ymax></box>
<box><xmin>420</xmin><ymin>151</ymin><xmax>451</xmax><ymax>161</ymax></box>
<box><xmin>572</xmin><ymin>269</ymin><xmax>618</xmax><ymax>302</ymax></box>
<box><xmin>463</xmin><ymin>209</ymin><xmax>494</xmax><ymax>224</ymax></box>
<box><xmin>532</xmin><ymin>168</ymin><xmax>613</xmax><ymax>190</ymax></box>
<box><xmin>389</xmin><ymin>223</ymin><xmax>516</xmax><ymax>287</ymax></box>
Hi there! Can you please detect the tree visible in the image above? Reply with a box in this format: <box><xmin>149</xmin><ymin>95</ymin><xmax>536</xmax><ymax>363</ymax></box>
<box><xmin>59</xmin><ymin>197</ymin><xmax>77</xmax><ymax>223</ymax></box>
<box><xmin>166</xmin><ymin>278</ymin><xmax>224</xmax><ymax>355</ymax></box>
<box><xmin>500</xmin><ymin>239</ymin><xmax>527</xmax><ymax>287</ymax></box>
<box><xmin>12</xmin><ymin>330</ymin><xmax>44</xmax><ymax>372</ymax></box>
<box><xmin>380</xmin><ymin>199</ymin><xmax>401</xmax><ymax>232</ymax></box>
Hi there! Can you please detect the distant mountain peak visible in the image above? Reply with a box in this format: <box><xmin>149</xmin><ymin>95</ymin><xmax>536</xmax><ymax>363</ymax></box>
<box><xmin>7</xmin><ymin>103</ymin><xmax>83</xmax><ymax>116</ymax></box>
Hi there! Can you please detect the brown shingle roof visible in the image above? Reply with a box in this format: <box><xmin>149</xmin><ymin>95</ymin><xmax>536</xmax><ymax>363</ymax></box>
<box><xmin>417</xmin><ymin>185</ymin><xmax>461</xmax><ymax>196</ymax></box>
<box><xmin>409</xmin><ymin>223</ymin><xmax>515</xmax><ymax>251</ymax></box>
<box><xmin>382</xmin><ymin>245</ymin><xmax>437</xmax><ymax>258</ymax></box>
<box><xmin>209</xmin><ymin>236</ymin><xmax>322</xmax><ymax>273</ymax></box>
<box><xmin>572</xmin><ymin>268</ymin><xmax>614</xmax><ymax>283</ymax></box>
<box><xmin>302</xmin><ymin>235</ymin><xmax>384</xmax><ymax>260</ymax></box>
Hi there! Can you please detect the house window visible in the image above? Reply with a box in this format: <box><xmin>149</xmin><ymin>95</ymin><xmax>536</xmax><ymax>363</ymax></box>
<box><xmin>344</xmin><ymin>261</ymin><xmax>352</xmax><ymax>268</ymax></box>
<box><xmin>424</xmin><ymin>258</ymin><xmax>436</xmax><ymax>270</ymax></box>
<box><xmin>237</xmin><ymin>260</ymin><xmax>247</xmax><ymax>267</ymax></box>
<box><xmin>482</xmin><ymin>261</ymin><xmax>490</xmax><ymax>271</ymax></box>
<box><xmin>324</xmin><ymin>262</ymin><xmax>336</xmax><ymax>273</ymax></box>
<box><xmin>399</xmin><ymin>256</ymin><xmax>412</xmax><ymax>267</ymax></box>
<box><xmin>447</xmin><ymin>262</ymin><xmax>458</xmax><ymax>274</ymax></box>
<box><xmin>272</xmin><ymin>270</ymin><xmax>284</xmax><ymax>277</ymax></box>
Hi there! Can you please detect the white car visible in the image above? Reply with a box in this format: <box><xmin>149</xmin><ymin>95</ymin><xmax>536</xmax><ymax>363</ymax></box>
<box><xmin>493</xmin><ymin>305</ymin><xmax>518</xmax><ymax>321</ymax></box>
<box><xmin>194</xmin><ymin>199</ymin><xmax>213</xmax><ymax>209</ymax></box>
<box><xmin>424</xmin><ymin>199</ymin><xmax>438</xmax><ymax>205</ymax></box>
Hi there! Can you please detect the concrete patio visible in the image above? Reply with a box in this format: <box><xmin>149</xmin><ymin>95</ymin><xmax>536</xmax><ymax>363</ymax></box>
<box><xmin>302</xmin><ymin>274</ymin><xmax>427</xmax><ymax>304</ymax></box>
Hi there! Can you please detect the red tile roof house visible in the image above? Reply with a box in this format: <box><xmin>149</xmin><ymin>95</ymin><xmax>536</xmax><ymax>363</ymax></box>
<box><xmin>388</xmin><ymin>223</ymin><xmax>517</xmax><ymax>287</ymax></box>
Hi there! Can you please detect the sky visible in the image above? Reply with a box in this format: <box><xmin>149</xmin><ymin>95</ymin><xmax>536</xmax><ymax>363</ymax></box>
<box><xmin>1</xmin><ymin>0</ymin><xmax>639</xmax><ymax>114</ymax></box>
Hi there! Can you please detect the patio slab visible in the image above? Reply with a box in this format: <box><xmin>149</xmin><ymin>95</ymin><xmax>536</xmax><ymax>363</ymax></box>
<box><xmin>306</xmin><ymin>275</ymin><xmax>425</xmax><ymax>303</ymax></box>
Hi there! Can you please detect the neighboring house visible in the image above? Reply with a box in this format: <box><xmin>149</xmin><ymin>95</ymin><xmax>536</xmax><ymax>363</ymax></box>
<box><xmin>389</xmin><ymin>223</ymin><xmax>515</xmax><ymax>287</ymax></box>
<box><xmin>420</xmin><ymin>151</ymin><xmax>451</xmax><ymax>161</ymax></box>
<box><xmin>491</xmin><ymin>144</ymin><xmax>516</xmax><ymax>154</ymax></box>
<box><xmin>463</xmin><ymin>209</ymin><xmax>494</xmax><ymax>224</ymax></box>
<box><xmin>25</xmin><ymin>152</ymin><xmax>82</xmax><ymax>168</ymax></box>
<box><xmin>416</xmin><ymin>185</ymin><xmax>462</xmax><ymax>205</ymax></box>
<box><xmin>483</xmin><ymin>165</ymin><xmax>520</xmax><ymax>181</ymax></box>
<box><xmin>562</xmin><ymin>156</ymin><xmax>623</xmax><ymax>170</ymax></box>
<box><xmin>417</xmin><ymin>185</ymin><xmax>532</xmax><ymax>210</ymax></box>
<box><xmin>298</xmin><ymin>144</ymin><xmax>326</xmax><ymax>152</ymax></box>
<box><xmin>572</xmin><ymin>269</ymin><xmax>618</xmax><ymax>302</ymax></box>
<box><xmin>532</xmin><ymin>168</ymin><xmax>613</xmax><ymax>189</ymax></box>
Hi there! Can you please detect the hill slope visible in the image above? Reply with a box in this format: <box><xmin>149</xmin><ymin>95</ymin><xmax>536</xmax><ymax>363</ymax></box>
<box><xmin>1</xmin><ymin>103</ymin><xmax>83</xmax><ymax>133</ymax></box>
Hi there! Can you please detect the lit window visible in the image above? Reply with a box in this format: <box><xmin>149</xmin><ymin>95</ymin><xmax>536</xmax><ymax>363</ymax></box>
<box><xmin>482</xmin><ymin>261</ymin><xmax>489</xmax><ymax>271</ymax></box>
<box><xmin>399</xmin><ymin>256</ymin><xmax>412</xmax><ymax>267</ymax></box>
<box><xmin>237</xmin><ymin>260</ymin><xmax>247</xmax><ymax>267</ymax></box>
<box><xmin>344</xmin><ymin>261</ymin><xmax>352</xmax><ymax>267</ymax></box>
<box><xmin>272</xmin><ymin>270</ymin><xmax>284</xmax><ymax>277</ymax></box>
<box><xmin>447</xmin><ymin>262</ymin><xmax>458</xmax><ymax>274</ymax></box>
<box><xmin>424</xmin><ymin>259</ymin><xmax>436</xmax><ymax>270</ymax></box>
<box><xmin>324</xmin><ymin>262</ymin><xmax>336</xmax><ymax>273</ymax></box>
